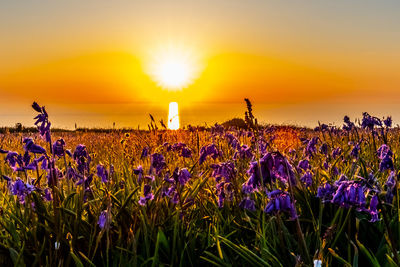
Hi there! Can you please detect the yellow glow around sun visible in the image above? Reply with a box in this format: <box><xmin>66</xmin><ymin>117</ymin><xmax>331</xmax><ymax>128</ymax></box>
<box><xmin>168</xmin><ymin>102</ymin><xmax>180</xmax><ymax>130</ymax></box>
<box><xmin>146</xmin><ymin>44</ymin><xmax>202</xmax><ymax>91</ymax></box>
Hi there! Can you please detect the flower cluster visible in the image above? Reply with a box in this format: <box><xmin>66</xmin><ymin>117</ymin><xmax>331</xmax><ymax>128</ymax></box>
<box><xmin>264</xmin><ymin>190</ymin><xmax>297</xmax><ymax>219</ymax></box>
<box><xmin>199</xmin><ymin>144</ymin><xmax>222</xmax><ymax>165</ymax></box>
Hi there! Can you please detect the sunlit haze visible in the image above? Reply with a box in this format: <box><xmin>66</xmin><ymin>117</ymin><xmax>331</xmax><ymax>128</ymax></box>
<box><xmin>1</xmin><ymin>1</ymin><xmax>400</xmax><ymax>128</ymax></box>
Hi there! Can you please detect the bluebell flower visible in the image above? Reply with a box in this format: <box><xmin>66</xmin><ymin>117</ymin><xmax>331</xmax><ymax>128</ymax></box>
<box><xmin>52</xmin><ymin>139</ymin><xmax>65</xmax><ymax>157</ymax></box>
<box><xmin>211</xmin><ymin>161</ymin><xmax>236</xmax><ymax>182</ymax></box>
<box><xmin>377</xmin><ymin>144</ymin><xmax>392</xmax><ymax>159</ymax></box>
<box><xmin>180</xmin><ymin>146</ymin><xmax>192</xmax><ymax>158</ymax></box>
<box><xmin>199</xmin><ymin>144</ymin><xmax>221</xmax><ymax>165</ymax></box>
<box><xmin>139</xmin><ymin>184</ymin><xmax>154</xmax><ymax>206</ymax></box>
<box><xmin>151</xmin><ymin>153</ymin><xmax>166</xmax><ymax>174</ymax></box>
<box><xmin>178</xmin><ymin>168</ymin><xmax>191</xmax><ymax>185</ymax></box>
<box><xmin>384</xmin><ymin>116</ymin><xmax>392</xmax><ymax>128</ymax></box>
<box><xmin>233</xmin><ymin>145</ymin><xmax>253</xmax><ymax>160</ymax></box>
<box><xmin>361</xmin><ymin>112</ymin><xmax>382</xmax><ymax>130</ymax></box>
<box><xmin>43</xmin><ymin>188</ymin><xmax>52</xmax><ymax>201</ymax></box>
<box><xmin>379</xmin><ymin>155</ymin><xmax>394</xmax><ymax>172</ymax></box>
<box><xmin>216</xmin><ymin>181</ymin><xmax>233</xmax><ymax>208</ymax></box>
<box><xmin>343</xmin><ymin>115</ymin><xmax>355</xmax><ymax>131</ymax></box>
<box><xmin>297</xmin><ymin>159</ymin><xmax>310</xmax><ymax>171</ymax></box>
<box><xmin>11</xmin><ymin>178</ymin><xmax>35</xmax><ymax>204</ymax></box>
<box><xmin>239</xmin><ymin>197</ymin><xmax>255</xmax><ymax>211</ymax></box>
<box><xmin>331</xmin><ymin>180</ymin><xmax>366</xmax><ymax>208</ymax></box>
<box><xmin>32</xmin><ymin>102</ymin><xmax>51</xmax><ymax>142</ymax></box>
<box><xmin>385</xmin><ymin>171</ymin><xmax>396</xmax><ymax>204</ymax></box>
<box><xmin>300</xmin><ymin>172</ymin><xmax>313</xmax><ymax>187</ymax></box>
<box><xmin>133</xmin><ymin>165</ymin><xmax>144</xmax><ymax>183</ymax></box>
<box><xmin>97</xmin><ymin>164</ymin><xmax>109</xmax><ymax>183</ymax></box>
<box><xmin>316</xmin><ymin>182</ymin><xmax>335</xmax><ymax>202</ymax></box>
<box><xmin>350</xmin><ymin>144</ymin><xmax>360</xmax><ymax>158</ymax></box>
<box><xmin>98</xmin><ymin>210</ymin><xmax>108</xmax><ymax>229</ymax></box>
<box><xmin>305</xmin><ymin>137</ymin><xmax>319</xmax><ymax>156</ymax></box>
<box><xmin>368</xmin><ymin>195</ymin><xmax>380</xmax><ymax>222</ymax></box>
<box><xmin>23</xmin><ymin>138</ymin><xmax>46</xmax><ymax>154</ymax></box>
<box><xmin>264</xmin><ymin>190</ymin><xmax>297</xmax><ymax>219</ymax></box>
<box><xmin>73</xmin><ymin>144</ymin><xmax>91</xmax><ymax>173</ymax></box>
<box><xmin>225</xmin><ymin>133</ymin><xmax>240</xmax><ymax>150</ymax></box>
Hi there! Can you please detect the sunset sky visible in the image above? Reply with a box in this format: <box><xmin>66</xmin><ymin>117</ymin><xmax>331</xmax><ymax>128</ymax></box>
<box><xmin>1</xmin><ymin>1</ymin><xmax>400</xmax><ymax>129</ymax></box>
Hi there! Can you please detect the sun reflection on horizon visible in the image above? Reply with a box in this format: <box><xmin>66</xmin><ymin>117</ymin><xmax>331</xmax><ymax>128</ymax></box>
<box><xmin>168</xmin><ymin>102</ymin><xmax>180</xmax><ymax>130</ymax></box>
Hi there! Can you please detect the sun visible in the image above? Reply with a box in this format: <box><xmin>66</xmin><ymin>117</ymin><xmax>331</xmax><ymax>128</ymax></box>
<box><xmin>146</xmin><ymin>44</ymin><xmax>201</xmax><ymax>91</ymax></box>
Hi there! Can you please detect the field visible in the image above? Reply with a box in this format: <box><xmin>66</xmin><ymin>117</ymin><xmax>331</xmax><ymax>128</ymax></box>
<box><xmin>0</xmin><ymin>102</ymin><xmax>399</xmax><ymax>266</ymax></box>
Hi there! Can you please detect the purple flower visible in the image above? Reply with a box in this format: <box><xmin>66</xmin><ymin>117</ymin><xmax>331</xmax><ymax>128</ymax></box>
<box><xmin>297</xmin><ymin>159</ymin><xmax>310</xmax><ymax>171</ymax></box>
<box><xmin>11</xmin><ymin>179</ymin><xmax>35</xmax><ymax>204</ymax></box>
<box><xmin>181</xmin><ymin>146</ymin><xmax>192</xmax><ymax>158</ymax></box>
<box><xmin>52</xmin><ymin>139</ymin><xmax>65</xmax><ymax>157</ymax></box>
<box><xmin>343</xmin><ymin>115</ymin><xmax>355</xmax><ymax>131</ymax></box>
<box><xmin>216</xmin><ymin>182</ymin><xmax>233</xmax><ymax>208</ymax></box>
<box><xmin>199</xmin><ymin>144</ymin><xmax>221</xmax><ymax>165</ymax></box>
<box><xmin>98</xmin><ymin>210</ymin><xmax>108</xmax><ymax>229</ymax></box>
<box><xmin>377</xmin><ymin>144</ymin><xmax>392</xmax><ymax>160</ymax></box>
<box><xmin>331</xmin><ymin>180</ymin><xmax>366</xmax><ymax>208</ymax></box>
<box><xmin>73</xmin><ymin>144</ymin><xmax>91</xmax><ymax>173</ymax></box>
<box><xmin>66</xmin><ymin>167</ymin><xmax>77</xmax><ymax>181</ymax></box>
<box><xmin>379</xmin><ymin>155</ymin><xmax>394</xmax><ymax>172</ymax></box>
<box><xmin>211</xmin><ymin>161</ymin><xmax>236</xmax><ymax>182</ymax></box>
<box><xmin>239</xmin><ymin>197</ymin><xmax>256</xmax><ymax>211</ymax></box>
<box><xmin>139</xmin><ymin>184</ymin><xmax>154</xmax><ymax>206</ymax></box>
<box><xmin>97</xmin><ymin>164</ymin><xmax>109</xmax><ymax>183</ymax></box>
<box><xmin>233</xmin><ymin>145</ymin><xmax>253</xmax><ymax>160</ymax></box>
<box><xmin>273</xmin><ymin>153</ymin><xmax>296</xmax><ymax>185</ymax></box>
<box><xmin>133</xmin><ymin>165</ymin><xmax>144</xmax><ymax>183</ymax></box>
<box><xmin>264</xmin><ymin>190</ymin><xmax>297</xmax><ymax>219</ymax></box>
<box><xmin>377</xmin><ymin>145</ymin><xmax>394</xmax><ymax>172</ymax></box>
<box><xmin>350</xmin><ymin>144</ymin><xmax>360</xmax><ymax>158</ymax></box>
<box><xmin>385</xmin><ymin>171</ymin><xmax>396</xmax><ymax>204</ymax></box>
<box><xmin>23</xmin><ymin>138</ymin><xmax>46</xmax><ymax>154</ymax></box>
<box><xmin>225</xmin><ymin>133</ymin><xmax>240</xmax><ymax>149</ymax></box>
<box><xmin>242</xmin><ymin>183</ymin><xmax>254</xmax><ymax>194</ymax></box>
<box><xmin>384</xmin><ymin>116</ymin><xmax>392</xmax><ymax>128</ymax></box>
<box><xmin>317</xmin><ymin>183</ymin><xmax>335</xmax><ymax>202</ymax></box>
<box><xmin>43</xmin><ymin>188</ymin><xmax>52</xmax><ymax>201</ymax></box>
<box><xmin>32</xmin><ymin>102</ymin><xmax>42</xmax><ymax>113</ymax></box>
<box><xmin>151</xmin><ymin>153</ymin><xmax>166</xmax><ymax>174</ymax></box>
<box><xmin>243</xmin><ymin>152</ymin><xmax>295</xmax><ymax>191</ymax></box>
<box><xmin>178</xmin><ymin>168</ymin><xmax>191</xmax><ymax>185</ymax></box>
<box><xmin>11</xmin><ymin>179</ymin><xmax>26</xmax><ymax>198</ymax></box>
<box><xmin>5</xmin><ymin>151</ymin><xmax>37</xmax><ymax>172</ymax></box>
<box><xmin>32</xmin><ymin>102</ymin><xmax>51</xmax><ymax>142</ymax></box>
<box><xmin>361</xmin><ymin>112</ymin><xmax>382</xmax><ymax>130</ymax></box>
<box><xmin>305</xmin><ymin>137</ymin><xmax>319</xmax><ymax>156</ymax></box>
<box><xmin>75</xmin><ymin>173</ymin><xmax>93</xmax><ymax>190</ymax></box>
<box><xmin>368</xmin><ymin>195</ymin><xmax>380</xmax><ymax>222</ymax></box>
<box><xmin>5</xmin><ymin>151</ymin><xmax>19</xmax><ymax>170</ymax></box>
<box><xmin>300</xmin><ymin>172</ymin><xmax>313</xmax><ymax>187</ymax></box>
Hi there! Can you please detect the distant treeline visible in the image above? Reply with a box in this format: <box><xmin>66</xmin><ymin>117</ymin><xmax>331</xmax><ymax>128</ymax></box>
<box><xmin>0</xmin><ymin>118</ymin><xmax>311</xmax><ymax>134</ymax></box>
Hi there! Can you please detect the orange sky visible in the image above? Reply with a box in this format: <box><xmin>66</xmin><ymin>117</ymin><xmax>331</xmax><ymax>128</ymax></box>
<box><xmin>1</xmin><ymin>1</ymin><xmax>400</xmax><ymax>128</ymax></box>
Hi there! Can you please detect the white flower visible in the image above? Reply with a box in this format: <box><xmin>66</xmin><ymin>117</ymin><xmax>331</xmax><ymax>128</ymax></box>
<box><xmin>313</xmin><ymin>260</ymin><xmax>322</xmax><ymax>267</ymax></box>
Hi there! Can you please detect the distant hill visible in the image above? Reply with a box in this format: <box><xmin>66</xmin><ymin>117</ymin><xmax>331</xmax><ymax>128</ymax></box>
<box><xmin>222</xmin><ymin>118</ymin><xmax>247</xmax><ymax>129</ymax></box>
